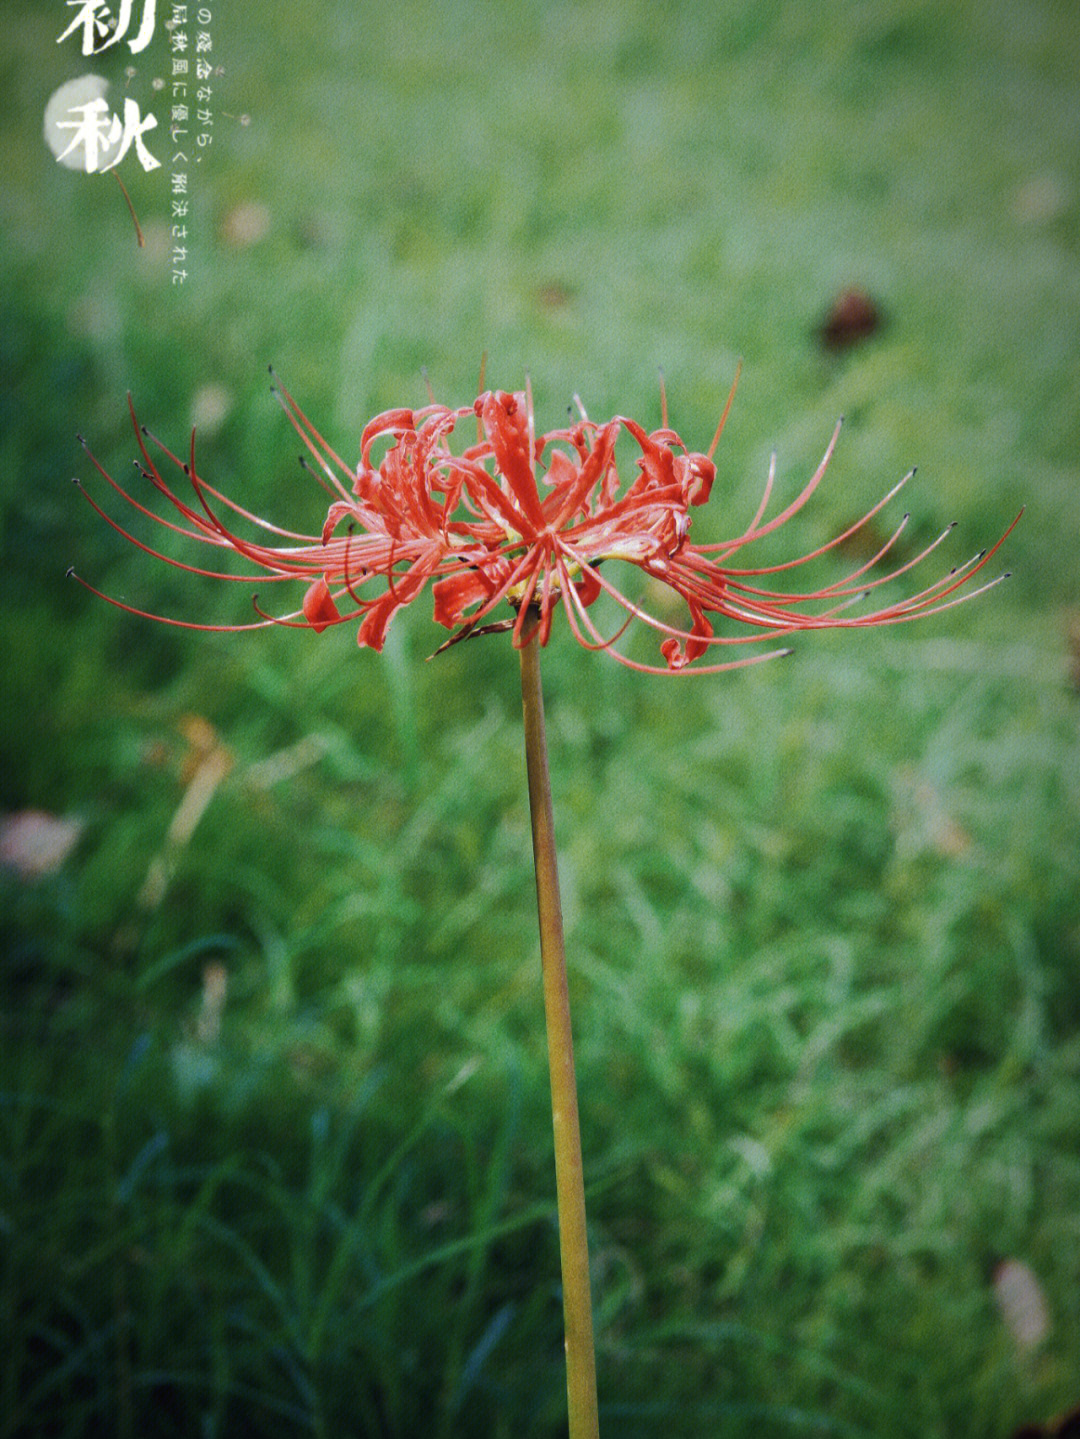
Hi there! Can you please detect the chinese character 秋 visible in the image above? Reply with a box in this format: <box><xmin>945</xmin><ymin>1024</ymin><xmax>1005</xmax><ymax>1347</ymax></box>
<box><xmin>57</xmin><ymin>0</ymin><xmax>157</xmax><ymax>57</ymax></box>
<box><xmin>52</xmin><ymin>95</ymin><xmax>160</xmax><ymax>172</ymax></box>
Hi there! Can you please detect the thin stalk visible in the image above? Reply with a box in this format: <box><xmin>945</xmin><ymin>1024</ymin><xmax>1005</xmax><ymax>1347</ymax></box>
<box><xmin>519</xmin><ymin>631</ymin><xmax>600</xmax><ymax>1439</ymax></box>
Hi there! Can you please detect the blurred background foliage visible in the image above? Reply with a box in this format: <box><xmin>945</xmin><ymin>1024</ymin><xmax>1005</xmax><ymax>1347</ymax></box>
<box><xmin>2</xmin><ymin>0</ymin><xmax>1078</xmax><ymax>1435</ymax></box>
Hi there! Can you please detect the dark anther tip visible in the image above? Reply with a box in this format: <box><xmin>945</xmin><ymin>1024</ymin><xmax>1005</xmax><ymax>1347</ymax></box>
<box><xmin>71</xmin><ymin>476</ymin><xmax>82</xmax><ymax>485</ymax></box>
<box><xmin>76</xmin><ymin>432</ymin><xmax>88</xmax><ymax>447</ymax></box>
<box><xmin>65</xmin><ymin>565</ymin><xmax>76</xmax><ymax>578</ymax></box>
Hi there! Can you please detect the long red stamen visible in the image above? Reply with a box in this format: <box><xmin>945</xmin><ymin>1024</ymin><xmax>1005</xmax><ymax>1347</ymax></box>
<box><xmin>705</xmin><ymin>360</ymin><xmax>742</xmax><ymax>461</ymax></box>
<box><xmin>68</xmin><ymin>568</ymin><xmax>282</xmax><ymax>631</ymax></box>
<box><xmin>270</xmin><ymin>369</ymin><xmax>355</xmax><ymax>502</ymax></box>
<box><xmin>72</xmin><ymin>479</ymin><xmax>297</xmax><ymax>583</ymax></box>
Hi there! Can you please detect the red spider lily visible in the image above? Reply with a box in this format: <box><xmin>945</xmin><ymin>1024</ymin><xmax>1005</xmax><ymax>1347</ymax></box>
<box><xmin>70</xmin><ymin>373</ymin><xmax>1021</xmax><ymax>674</ymax></box>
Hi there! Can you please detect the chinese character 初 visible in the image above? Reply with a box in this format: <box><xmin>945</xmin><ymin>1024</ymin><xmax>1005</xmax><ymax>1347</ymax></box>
<box><xmin>57</xmin><ymin>0</ymin><xmax>157</xmax><ymax>56</ymax></box>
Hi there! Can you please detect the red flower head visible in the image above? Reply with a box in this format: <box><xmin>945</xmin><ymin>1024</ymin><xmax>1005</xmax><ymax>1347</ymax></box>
<box><xmin>71</xmin><ymin>371</ymin><xmax>1020</xmax><ymax>674</ymax></box>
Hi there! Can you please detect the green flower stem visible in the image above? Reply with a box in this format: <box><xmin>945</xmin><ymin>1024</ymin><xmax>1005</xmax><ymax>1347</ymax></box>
<box><xmin>519</xmin><ymin>631</ymin><xmax>600</xmax><ymax>1439</ymax></box>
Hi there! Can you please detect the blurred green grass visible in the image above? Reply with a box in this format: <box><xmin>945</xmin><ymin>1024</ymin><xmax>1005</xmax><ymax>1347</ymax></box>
<box><xmin>2</xmin><ymin>0</ymin><xmax>1079</xmax><ymax>1435</ymax></box>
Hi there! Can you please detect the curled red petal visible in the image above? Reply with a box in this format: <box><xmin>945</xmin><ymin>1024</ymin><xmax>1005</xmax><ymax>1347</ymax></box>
<box><xmin>431</xmin><ymin>568</ymin><xmax>497</xmax><ymax>629</ymax></box>
<box><xmin>621</xmin><ymin>416</ymin><xmax>678</xmax><ymax>492</ymax></box>
<box><xmin>360</xmin><ymin>408</ymin><xmax>416</xmax><ymax>467</ymax></box>
<box><xmin>681</xmin><ymin>453</ymin><xmax>716</xmax><ymax>506</ymax></box>
<box><xmin>355</xmin><ymin>559</ymin><xmax>437</xmax><ymax>651</ymax></box>
<box><xmin>659</xmin><ymin>601</ymin><xmax>715</xmax><ymax>670</ymax></box>
<box><xmin>303</xmin><ymin>577</ymin><xmax>341</xmax><ymax>632</ymax></box>
<box><xmin>574</xmin><ymin>568</ymin><xmax>601</xmax><ymax>608</ymax></box>
<box><xmin>322</xmin><ymin>501</ymin><xmax>358</xmax><ymax>544</ymax></box>
<box><xmin>475</xmin><ymin>391</ymin><xmax>545</xmax><ymax>532</ymax></box>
